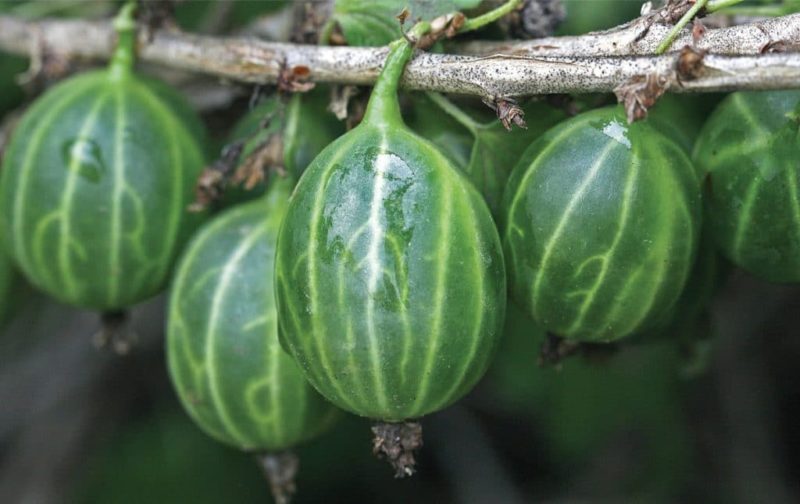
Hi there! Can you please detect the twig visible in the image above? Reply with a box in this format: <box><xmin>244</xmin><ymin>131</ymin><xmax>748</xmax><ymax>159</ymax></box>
<box><xmin>0</xmin><ymin>14</ymin><xmax>798</xmax><ymax>99</ymax></box>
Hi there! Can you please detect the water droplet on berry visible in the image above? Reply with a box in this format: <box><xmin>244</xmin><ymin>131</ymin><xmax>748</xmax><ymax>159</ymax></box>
<box><xmin>61</xmin><ymin>137</ymin><xmax>105</xmax><ymax>183</ymax></box>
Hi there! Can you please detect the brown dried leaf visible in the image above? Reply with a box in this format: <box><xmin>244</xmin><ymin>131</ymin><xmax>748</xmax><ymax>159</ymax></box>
<box><xmin>676</xmin><ymin>45</ymin><xmax>706</xmax><ymax>81</ymax></box>
<box><xmin>396</xmin><ymin>8</ymin><xmax>410</xmax><ymax>25</ymax></box>
<box><xmin>614</xmin><ymin>73</ymin><xmax>670</xmax><ymax>123</ymax></box>
<box><xmin>429</xmin><ymin>13</ymin><xmax>455</xmax><ymax>35</ymax></box>
<box><xmin>415</xmin><ymin>33</ymin><xmax>439</xmax><ymax>51</ymax></box>
<box><xmin>415</xmin><ymin>11</ymin><xmax>466</xmax><ymax>50</ymax></box>
<box><xmin>444</xmin><ymin>12</ymin><xmax>466</xmax><ymax>39</ymax></box>
<box><xmin>231</xmin><ymin>134</ymin><xmax>284</xmax><ymax>190</ymax></box>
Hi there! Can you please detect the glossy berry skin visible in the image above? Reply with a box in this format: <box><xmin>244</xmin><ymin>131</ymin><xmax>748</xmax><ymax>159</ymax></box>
<box><xmin>275</xmin><ymin>36</ymin><xmax>506</xmax><ymax>422</ymax></box>
<box><xmin>693</xmin><ymin>90</ymin><xmax>800</xmax><ymax>283</ymax></box>
<box><xmin>167</xmin><ymin>178</ymin><xmax>338</xmax><ymax>452</ymax></box>
<box><xmin>503</xmin><ymin>106</ymin><xmax>701</xmax><ymax>342</ymax></box>
<box><xmin>0</xmin><ymin>70</ymin><xmax>206</xmax><ymax>310</ymax></box>
<box><xmin>408</xmin><ymin>94</ymin><xmax>564</xmax><ymax>218</ymax></box>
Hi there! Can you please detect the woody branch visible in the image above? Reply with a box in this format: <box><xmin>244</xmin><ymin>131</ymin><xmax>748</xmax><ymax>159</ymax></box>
<box><xmin>0</xmin><ymin>13</ymin><xmax>798</xmax><ymax>99</ymax></box>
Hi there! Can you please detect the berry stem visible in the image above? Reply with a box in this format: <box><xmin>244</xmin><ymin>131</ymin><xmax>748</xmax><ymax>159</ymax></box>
<box><xmin>109</xmin><ymin>1</ymin><xmax>137</xmax><ymax>80</ymax></box>
<box><xmin>656</xmin><ymin>0</ymin><xmax>711</xmax><ymax>55</ymax></box>
<box><xmin>459</xmin><ymin>0</ymin><xmax>523</xmax><ymax>33</ymax></box>
<box><xmin>361</xmin><ymin>21</ymin><xmax>431</xmax><ymax>128</ymax></box>
<box><xmin>361</xmin><ymin>0</ymin><xmax>522</xmax><ymax>128</ymax></box>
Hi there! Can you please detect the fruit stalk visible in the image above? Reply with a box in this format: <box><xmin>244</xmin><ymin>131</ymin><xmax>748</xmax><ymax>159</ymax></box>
<box><xmin>459</xmin><ymin>0</ymin><xmax>523</xmax><ymax>33</ymax></box>
<box><xmin>109</xmin><ymin>1</ymin><xmax>137</xmax><ymax>80</ymax></box>
<box><xmin>656</xmin><ymin>0</ymin><xmax>711</xmax><ymax>55</ymax></box>
<box><xmin>361</xmin><ymin>21</ymin><xmax>430</xmax><ymax>127</ymax></box>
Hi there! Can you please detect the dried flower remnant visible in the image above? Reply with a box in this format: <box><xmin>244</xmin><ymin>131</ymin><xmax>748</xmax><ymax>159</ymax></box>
<box><xmin>372</xmin><ymin>422</ymin><xmax>424</xmax><ymax>478</ymax></box>
<box><xmin>483</xmin><ymin>96</ymin><xmax>527</xmax><ymax>130</ymax></box>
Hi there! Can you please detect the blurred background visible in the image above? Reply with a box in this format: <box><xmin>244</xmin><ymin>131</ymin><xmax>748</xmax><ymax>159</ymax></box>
<box><xmin>2</xmin><ymin>1</ymin><xmax>800</xmax><ymax>503</ymax></box>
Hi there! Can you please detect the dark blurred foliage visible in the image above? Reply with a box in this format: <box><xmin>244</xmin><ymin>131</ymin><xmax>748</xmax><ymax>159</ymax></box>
<box><xmin>173</xmin><ymin>0</ymin><xmax>288</xmax><ymax>32</ymax></box>
<box><xmin>2</xmin><ymin>1</ymin><xmax>800</xmax><ymax>503</ymax></box>
<box><xmin>558</xmin><ymin>0</ymin><xmax>643</xmax><ymax>35</ymax></box>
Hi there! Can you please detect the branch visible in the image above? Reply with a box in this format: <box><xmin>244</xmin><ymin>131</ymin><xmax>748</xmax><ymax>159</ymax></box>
<box><xmin>456</xmin><ymin>13</ymin><xmax>800</xmax><ymax>57</ymax></box>
<box><xmin>0</xmin><ymin>14</ymin><xmax>798</xmax><ymax>99</ymax></box>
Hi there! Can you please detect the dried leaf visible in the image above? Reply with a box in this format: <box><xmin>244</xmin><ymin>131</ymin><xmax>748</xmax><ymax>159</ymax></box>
<box><xmin>444</xmin><ymin>12</ymin><xmax>466</xmax><ymax>38</ymax></box>
<box><xmin>676</xmin><ymin>45</ymin><xmax>706</xmax><ymax>81</ymax></box>
<box><xmin>231</xmin><ymin>134</ymin><xmax>284</xmax><ymax>190</ymax></box>
<box><xmin>417</xmin><ymin>11</ymin><xmax>466</xmax><ymax>49</ymax></box>
<box><xmin>614</xmin><ymin>73</ymin><xmax>670</xmax><ymax>123</ymax></box>
<box><xmin>396</xmin><ymin>8</ymin><xmax>410</xmax><ymax>24</ymax></box>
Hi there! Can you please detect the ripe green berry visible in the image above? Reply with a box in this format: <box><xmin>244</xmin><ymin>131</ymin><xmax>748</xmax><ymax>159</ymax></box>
<box><xmin>167</xmin><ymin>177</ymin><xmax>338</xmax><ymax>452</ymax></box>
<box><xmin>0</xmin><ymin>12</ymin><xmax>206</xmax><ymax>310</ymax></box>
<box><xmin>503</xmin><ymin>106</ymin><xmax>701</xmax><ymax>342</ymax></box>
<box><xmin>275</xmin><ymin>28</ymin><xmax>506</xmax><ymax>422</ymax></box>
<box><xmin>693</xmin><ymin>90</ymin><xmax>800</xmax><ymax>283</ymax></box>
